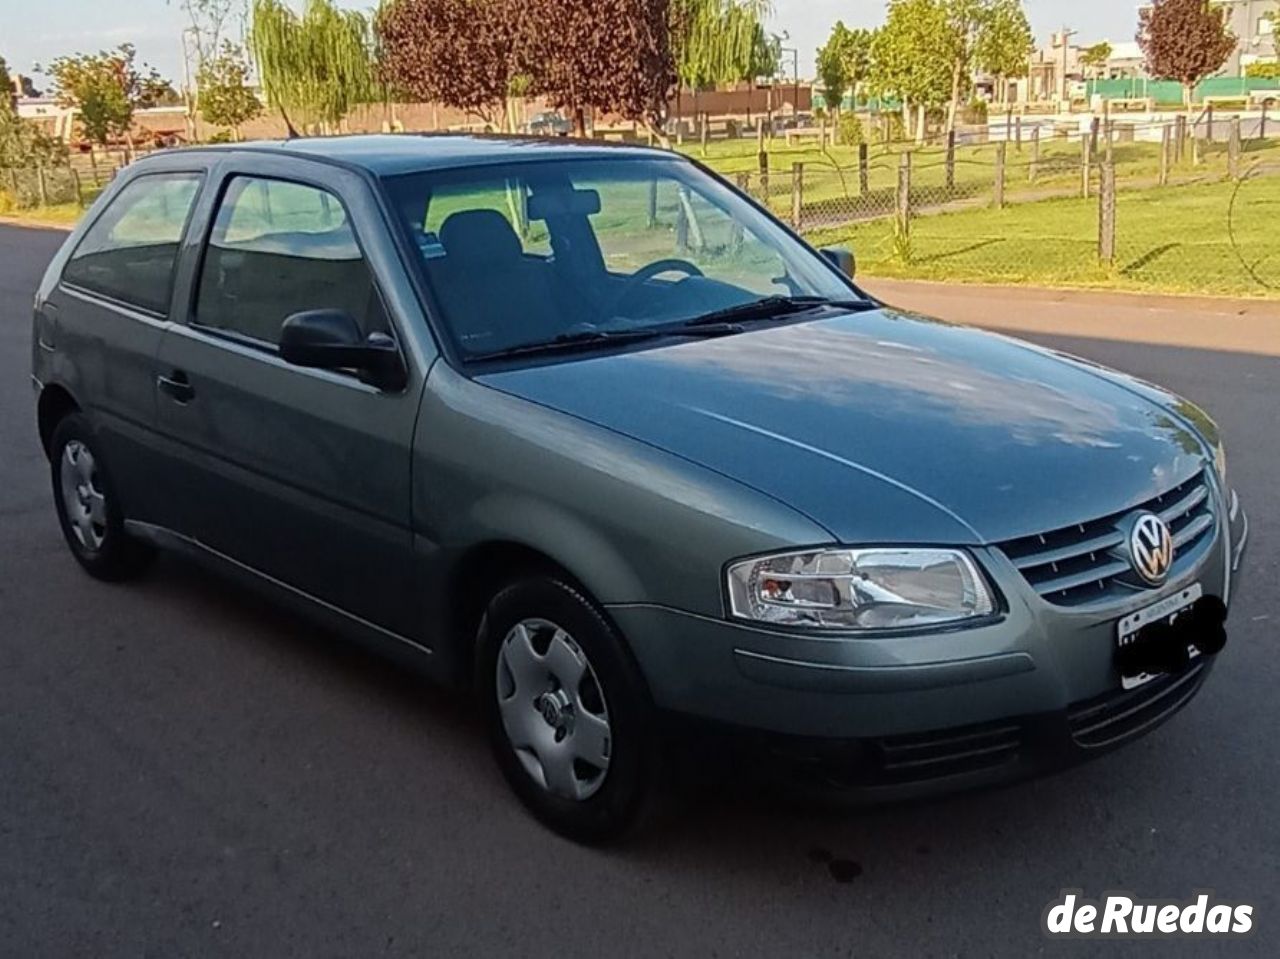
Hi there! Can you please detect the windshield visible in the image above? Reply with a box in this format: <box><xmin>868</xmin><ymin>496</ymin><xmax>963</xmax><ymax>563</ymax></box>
<box><xmin>381</xmin><ymin>157</ymin><xmax>861</xmax><ymax>359</ymax></box>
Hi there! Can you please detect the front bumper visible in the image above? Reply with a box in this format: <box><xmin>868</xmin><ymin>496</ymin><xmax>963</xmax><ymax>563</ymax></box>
<box><xmin>608</xmin><ymin>500</ymin><xmax>1247</xmax><ymax>780</ymax></box>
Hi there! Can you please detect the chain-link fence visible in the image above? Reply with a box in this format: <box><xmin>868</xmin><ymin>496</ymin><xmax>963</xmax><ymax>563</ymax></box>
<box><xmin>0</xmin><ymin>165</ymin><xmax>84</xmax><ymax>210</ymax></box>
<box><xmin>731</xmin><ymin>118</ymin><xmax>1280</xmax><ymax>298</ymax></box>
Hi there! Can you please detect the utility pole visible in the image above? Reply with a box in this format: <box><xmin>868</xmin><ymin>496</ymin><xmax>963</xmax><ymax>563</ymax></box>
<box><xmin>1058</xmin><ymin>26</ymin><xmax>1077</xmax><ymax>108</ymax></box>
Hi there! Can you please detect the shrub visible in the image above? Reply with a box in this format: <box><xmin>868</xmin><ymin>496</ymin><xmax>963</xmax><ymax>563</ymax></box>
<box><xmin>837</xmin><ymin>112</ymin><xmax>863</xmax><ymax>146</ymax></box>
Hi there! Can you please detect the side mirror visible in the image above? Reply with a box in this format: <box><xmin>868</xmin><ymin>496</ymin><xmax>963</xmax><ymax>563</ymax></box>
<box><xmin>820</xmin><ymin>246</ymin><xmax>856</xmax><ymax>279</ymax></box>
<box><xmin>279</xmin><ymin>309</ymin><xmax>406</xmax><ymax>391</ymax></box>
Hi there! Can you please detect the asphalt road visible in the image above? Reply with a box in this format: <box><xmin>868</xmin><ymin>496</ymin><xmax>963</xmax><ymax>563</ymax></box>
<box><xmin>2</xmin><ymin>222</ymin><xmax>1277</xmax><ymax>958</ymax></box>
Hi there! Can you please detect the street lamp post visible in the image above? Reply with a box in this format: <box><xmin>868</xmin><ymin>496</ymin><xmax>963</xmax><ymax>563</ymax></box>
<box><xmin>779</xmin><ymin>46</ymin><xmax>800</xmax><ymax>121</ymax></box>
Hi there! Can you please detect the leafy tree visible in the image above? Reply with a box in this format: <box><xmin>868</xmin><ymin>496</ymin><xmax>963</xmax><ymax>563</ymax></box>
<box><xmin>0</xmin><ymin>55</ymin><xmax>12</xmax><ymax>112</ymax></box>
<box><xmin>250</xmin><ymin>0</ymin><xmax>377</xmax><ymax>135</ymax></box>
<box><xmin>44</xmin><ymin>45</ymin><xmax>175</xmax><ymax>150</ymax></box>
<box><xmin>376</xmin><ymin>0</ymin><xmax>524</xmax><ymax>130</ymax></box>
<box><xmin>1138</xmin><ymin>0</ymin><xmax>1236</xmax><ymax>110</ymax></box>
<box><xmin>817</xmin><ymin>22</ymin><xmax>874</xmax><ymax>112</ymax></box>
<box><xmin>747</xmin><ymin>25</ymin><xmax>782</xmax><ymax>80</ymax></box>
<box><xmin>198</xmin><ymin>41</ymin><xmax>262</xmax><ymax>138</ymax></box>
<box><xmin>975</xmin><ymin>0</ymin><xmax>1032</xmax><ymax>104</ymax></box>
<box><xmin>676</xmin><ymin>0</ymin><xmax>773</xmax><ymax>91</ymax></box>
<box><xmin>870</xmin><ymin>0</ymin><xmax>952</xmax><ymax>141</ymax></box>
<box><xmin>1080</xmin><ymin>41</ymin><xmax>1113</xmax><ymax>79</ymax></box>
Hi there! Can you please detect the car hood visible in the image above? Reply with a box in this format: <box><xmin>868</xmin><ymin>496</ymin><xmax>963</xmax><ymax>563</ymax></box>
<box><xmin>478</xmin><ymin>309</ymin><xmax>1210</xmax><ymax>544</ymax></box>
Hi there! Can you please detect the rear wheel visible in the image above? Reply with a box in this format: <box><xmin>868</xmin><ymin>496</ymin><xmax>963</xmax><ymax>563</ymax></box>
<box><xmin>477</xmin><ymin>576</ymin><xmax>660</xmax><ymax>843</ymax></box>
<box><xmin>49</xmin><ymin>413</ymin><xmax>153</xmax><ymax>581</ymax></box>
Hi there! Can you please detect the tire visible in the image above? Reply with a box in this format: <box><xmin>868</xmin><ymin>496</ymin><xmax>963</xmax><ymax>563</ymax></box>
<box><xmin>49</xmin><ymin>412</ymin><xmax>154</xmax><ymax>582</ymax></box>
<box><xmin>477</xmin><ymin>575</ymin><xmax>661</xmax><ymax>844</ymax></box>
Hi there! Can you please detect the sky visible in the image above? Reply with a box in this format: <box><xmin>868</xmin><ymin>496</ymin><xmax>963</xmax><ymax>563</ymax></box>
<box><xmin>0</xmin><ymin>0</ymin><xmax>1145</xmax><ymax>92</ymax></box>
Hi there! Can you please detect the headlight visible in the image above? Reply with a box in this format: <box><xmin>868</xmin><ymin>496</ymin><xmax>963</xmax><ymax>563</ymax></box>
<box><xmin>726</xmin><ymin>548</ymin><xmax>995</xmax><ymax>631</ymax></box>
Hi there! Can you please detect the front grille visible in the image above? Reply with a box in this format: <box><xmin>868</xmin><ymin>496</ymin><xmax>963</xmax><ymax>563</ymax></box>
<box><xmin>874</xmin><ymin>721</ymin><xmax>1022</xmax><ymax>782</ymax></box>
<box><xmin>1067</xmin><ymin>662</ymin><xmax>1207</xmax><ymax>749</ymax></box>
<box><xmin>998</xmin><ymin>470</ymin><xmax>1216</xmax><ymax>607</ymax></box>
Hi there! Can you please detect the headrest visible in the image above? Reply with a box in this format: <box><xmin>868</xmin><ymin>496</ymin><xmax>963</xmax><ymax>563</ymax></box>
<box><xmin>439</xmin><ymin>210</ymin><xmax>523</xmax><ymax>264</ymax></box>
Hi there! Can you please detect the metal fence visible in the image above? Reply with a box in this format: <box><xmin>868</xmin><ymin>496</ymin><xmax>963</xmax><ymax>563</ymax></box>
<box><xmin>736</xmin><ymin>119</ymin><xmax>1280</xmax><ymax>297</ymax></box>
<box><xmin>0</xmin><ymin>166</ymin><xmax>83</xmax><ymax>210</ymax></box>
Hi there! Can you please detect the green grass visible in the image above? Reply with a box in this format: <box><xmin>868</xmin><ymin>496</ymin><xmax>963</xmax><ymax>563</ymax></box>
<box><xmin>805</xmin><ymin>172</ymin><xmax>1280</xmax><ymax>297</ymax></box>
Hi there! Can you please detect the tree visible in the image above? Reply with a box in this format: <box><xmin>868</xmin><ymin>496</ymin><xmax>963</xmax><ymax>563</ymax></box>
<box><xmin>518</xmin><ymin>0</ymin><xmax>679</xmax><ymax>140</ymax></box>
<box><xmin>1245</xmin><ymin>61</ymin><xmax>1280</xmax><ymax>80</ymax></box>
<box><xmin>0</xmin><ymin>55</ymin><xmax>12</xmax><ymax>112</ymax></box>
<box><xmin>250</xmin><ymin>0</ymin><xmax>377</xmax><ymax>135</ymax></box>
<box><xmin>376</xmin><ymin>0</ymin><xmax>524</xmax><ymax>130</ymax></box>
<box><xmin>1079</xmin><ymin>41</ymin><xmax>1113</xmax><ymax>80</ymax></box>
<box><xmin>1138</xmin><ymin>0</ymin><xmax>1236</xmax><ymax>111</ymax></box>
<box><xmin>44</xmin><ymin>45</ymin><xmax>175</xmax><ymax>151</ymax></box>
<box><xmin>676</xmin><ymin>0</ymin><xmax>773</xmax><ymax>92</ymax></box>
<box><xmin>817</xmin><ymin>22</ymin><xmax>874</xmax><ymax>112</ymax></box>
<box><xmin>975</xmin><ymin>0</ymin><xmax>1032</xmax><ymax>104</ymax></box>
<box><xmin>198</xmin><ymin>42</ymin><xmax>262</xmax><ymax>138</ymax></box>
<box><xmin>172</xmin><ymin>0</ymin><xmax>245</xmax><ymax>137</ymax></box>
<box><xmin>870</xmin><ymin>0</ymin><xmax>953</xmax><ymax>142</ymax></box>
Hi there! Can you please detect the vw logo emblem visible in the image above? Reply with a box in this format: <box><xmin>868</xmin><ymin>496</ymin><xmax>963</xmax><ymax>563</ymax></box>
<box><xmin>1129</xmin><ymin>512</ymin><xmax>1175</xmax><ymax>586</ymax></box>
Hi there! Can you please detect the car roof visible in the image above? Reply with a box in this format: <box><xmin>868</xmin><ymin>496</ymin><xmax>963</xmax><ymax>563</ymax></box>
<box><xmin>161</xmin><ymin>133</ymin><xmax>676</xmax><ymax>177</ymax></box>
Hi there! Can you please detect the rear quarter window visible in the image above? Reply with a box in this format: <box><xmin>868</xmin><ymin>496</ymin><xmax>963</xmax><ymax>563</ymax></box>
<box><xmin>62</xmin><ymin>173</ymin><xmax>203</xmax><ymax>314</ymax></box>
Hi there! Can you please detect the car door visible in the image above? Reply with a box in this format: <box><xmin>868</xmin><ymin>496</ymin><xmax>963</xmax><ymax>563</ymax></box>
<box><xmin>152</xmin><ymin>158</ymin><xmax>426</xmax><ymax>639</ymax></box>
<box><xmin>45</xmin><ymin>170</ymin><xmax>205</xmax><ymax>525</ymax></box>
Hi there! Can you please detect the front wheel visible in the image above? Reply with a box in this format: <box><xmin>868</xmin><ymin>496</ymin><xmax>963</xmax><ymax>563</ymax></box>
<box><xmin>477</xmin><ymin>576</ymin><xmax>661</xmax><ymax>844</ymax></box>
<box><xmin>49</xmin><ymin>413</ymin><xmax>154</xmax><ymax>582</ymax></box>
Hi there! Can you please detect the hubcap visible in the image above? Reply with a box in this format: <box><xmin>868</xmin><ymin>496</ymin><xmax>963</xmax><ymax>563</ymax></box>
<box><xmin>58</xmin><ymin>441</ymin><xmax>107</xmax><ymax>552</ymax></box>
<box><xmin>495</xmin><ymin>618</ymin><xmax>612</xmax><ymax>801</ymax></box>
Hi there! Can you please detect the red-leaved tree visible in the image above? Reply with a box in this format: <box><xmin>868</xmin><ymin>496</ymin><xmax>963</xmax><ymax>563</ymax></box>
<box><xmin>522</xmin><ymin>0</ymin><xmax>677</xmax><ymax>140</ymax></box>
<box><xmin>1137</xmin><ymin>0</ymin><xmax>1236</xmax><ymax>111</ymax></box>
<box><xmin>376</xmin><ymin>0</ymin><xmax>525</xmax><ymax>130</ymax></box>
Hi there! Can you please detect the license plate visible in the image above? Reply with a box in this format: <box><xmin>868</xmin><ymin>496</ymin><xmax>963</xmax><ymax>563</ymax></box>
<box><xmin>1117</xmin><ymin>583</ymin><xmax>1203</xmax><ymax>690</ymax></box>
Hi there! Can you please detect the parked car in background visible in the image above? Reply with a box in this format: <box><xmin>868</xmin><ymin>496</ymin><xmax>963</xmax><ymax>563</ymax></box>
<box><xmin>31</xmin><ymin>135</ymin><xmax>1247</xmax><ymax>843</ymax></box>
<box><xmin>526</xmin><ymin>111</ymin><xmax>573</xmax><ymax>137</ymax></box>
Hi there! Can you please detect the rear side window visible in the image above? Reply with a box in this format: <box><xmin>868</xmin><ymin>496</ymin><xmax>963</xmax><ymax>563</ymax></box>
<box><xmin>194</xmin><ymin>176</ymin><xmax>389</xmax><ymax>345</ymax></box>
<box><xmin>62</xmin><ymin>173</ymin><xmax>202</xmax><ymax>314</ymax></box>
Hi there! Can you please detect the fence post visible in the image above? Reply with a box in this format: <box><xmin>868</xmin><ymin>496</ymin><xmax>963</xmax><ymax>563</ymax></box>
<box><xmin>1206</xmin><ymin>104</ymin><xmax>1215</xmax><ymax>144</ymax></box>
<box><xmin>1081</xmin><ymin>133</ymin><xmax>1092</xmax><ymax>198</ymax></box>
<box><xmin>896</xmin><ymin>152</ymin><xmax>912</xmax><ymax>244</ymax></box>
<box><xmin>1029</xmin><ymin>127</ymin><xmax>1040</xmax><ymax>182</ymax></box>
<box><xmin>646</xmin><ymin>177</ymin><xmax>658</xmax><ymax>228</ymax></box>
<box><xmin>858</xmin><ymin>142</ymin><xmax>869</xmax><ymax>195</ymax></box>
<box><xmin>758</xmin><ymin>147</ymin><xmax>770</xmax><ymax>207</ymax></box>
<box><xmin>1089</xmin><ymin>116</ymin><xmax>1100</xmax><ymax>155</ymax></box>
<box><xmin>731</xmin><ymin>174</ymin><xmax>748</xmax><ymax>249</ymax></box>
<box><xmin>1228</xmin><ymin>117</ymin><xmax>1242</xmax><ymax>180</ymax></box>
<box><xmin>1175</xmin><ymin>114</ymin><xmax>1186</xmax><ymax>163</ymax></box>
<box><xmin>675</xmin><ymin>194</ymin><xmax>689</xmax><ymax>252</ymax></box>
<box><xmin>1262</xmin><ymin>101</ymin><xmax>1269</xmax><ymax>141</ymax></box>
<box><xmin>36</xmin><ymin>166</ymin><xmax>49</xmax><ymax>207</ymax></box>
<box><xmin>994</xmin><ymin>142</ymin><xmax>1006</xmax><ymax>209</ymax></box>
<box><xmin>700</xmin><ymin>113</ymin><xmax>709</xmax><ymax>156</ymax></box>
<box><xmin>1015</xmin><ymin>115</ymin><xmax>1023</xmax><ymax>151</ymax></box>
<box><xmin>1098</xmin><ymin>159</ymin><xmax>1116</xmax><ymax>266</ymax></box>
<box><xmin>1105</xmin><ymin>120</ymin><xmax>1114</xmax><ymax>164</ymax></box>
<box><xmin>791</xmin><ymin>162</ymin><xmax>804</xmax><ymax>231</ymax></box>
<box><xmin>1160</xmin><ymin>124</ymin><xmax>1171</xmax><ymax>186</ymax></box>
<box><xmin>945</xmin><ymin>130</ymin><xmax>956</xmax><ymax>191</ymax></box>
<box><xmin>72</xmin><ymin>169</ymin><xmax>84</xmax><ymax>209</ymax></box>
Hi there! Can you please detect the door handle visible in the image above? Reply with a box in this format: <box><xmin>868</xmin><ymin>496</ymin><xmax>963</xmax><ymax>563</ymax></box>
<box><xmin>157</xmin><ymin>371</ymin><xmax>195</xmax><ymax>403</ymax></box>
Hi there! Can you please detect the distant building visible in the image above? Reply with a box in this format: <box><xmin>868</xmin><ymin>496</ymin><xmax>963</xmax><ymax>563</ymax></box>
<box><xmin>1106</xmin><ymin>42</ymin><xmax>1147</xmax><ymax>80</ymax></box>
<box><xmin>1026</xmin><ymin>32</ymin><xmax>1085</xmax><ymax>104</ymax></box>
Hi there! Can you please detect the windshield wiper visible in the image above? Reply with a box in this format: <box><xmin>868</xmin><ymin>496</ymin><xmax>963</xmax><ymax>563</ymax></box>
<box><xmin>468</xmin><ymin>322</ymin><xmax>744</xmax><ymax>362</ymax></box>
<box><xmin>681</xmin><ymin>295</ymin><xmax>877</xmax><ymax>329</ymax></box>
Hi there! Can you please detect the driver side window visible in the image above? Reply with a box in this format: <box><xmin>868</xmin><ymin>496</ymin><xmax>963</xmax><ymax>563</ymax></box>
<box><xmin>583</xmin><ymin>177</ymin><xmax>787</xmax><ymax>296</ymax></box>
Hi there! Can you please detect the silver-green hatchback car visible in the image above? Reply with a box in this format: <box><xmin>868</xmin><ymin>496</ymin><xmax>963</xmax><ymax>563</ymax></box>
<box><xmin>32</xmin><ymin>136</ymin><xmax>1248</xmax><ymax>842</ymax></box>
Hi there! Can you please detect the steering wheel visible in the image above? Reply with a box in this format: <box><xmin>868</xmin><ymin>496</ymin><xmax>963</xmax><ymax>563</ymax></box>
<box><xmin>603</xmin><ymin>258</ymin><xmax>705</xmax><ymax>319</ymax></box>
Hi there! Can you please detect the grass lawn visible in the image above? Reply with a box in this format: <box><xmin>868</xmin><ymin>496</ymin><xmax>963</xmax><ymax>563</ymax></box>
<box><xmin>805</xmin><ymin>170</ymin><xmax>1280</xmax><ymax>297</ymax></box>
